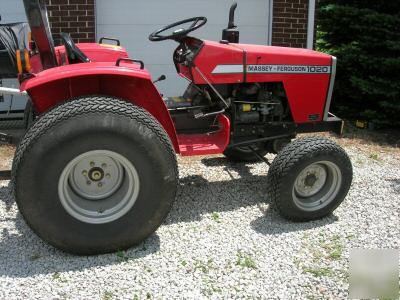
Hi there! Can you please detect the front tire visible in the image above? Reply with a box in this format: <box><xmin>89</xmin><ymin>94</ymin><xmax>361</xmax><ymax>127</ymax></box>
<box><xmin>267</xmin><ymin>137</ymin><xmax>352</xmax><ymax>221</ymax></box>
<box><xmin>12</xmin><ymin>96</ymin><xmax>178</xmax><ymax>254</ymax></box>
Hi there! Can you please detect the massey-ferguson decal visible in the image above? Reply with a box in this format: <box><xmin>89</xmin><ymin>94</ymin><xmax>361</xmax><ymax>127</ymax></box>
<box><xmin>212</xmin><ymin>64</ymin><xmax>331</xmax><ymax>74</ymax></box>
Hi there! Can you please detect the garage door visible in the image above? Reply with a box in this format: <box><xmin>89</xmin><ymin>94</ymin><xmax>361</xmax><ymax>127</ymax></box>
<box><xmin>96</xmin><ymin>0</ymin><xmax>272</xmax><ymax>97</ymax></box>
<box><xmin>0</xmin><ymin>0</ymin><xmax>28</xmax><ymax>117</ymax></box>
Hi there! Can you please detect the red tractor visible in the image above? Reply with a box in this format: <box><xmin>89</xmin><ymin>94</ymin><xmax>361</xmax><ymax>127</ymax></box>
<box><xmin>0</xmin><ymin>0</ymin><xmax>352</xmax><ymax>254</ymax></box>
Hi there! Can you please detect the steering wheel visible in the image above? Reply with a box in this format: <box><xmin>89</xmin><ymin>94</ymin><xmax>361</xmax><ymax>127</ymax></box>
<box><xmin>60</xmin><ymin>33</ymin><xmax>90</xmax><ymax>64</ymax></box>
<box><xmin>149</xmin><ymin>17</ymin><xmax>207</xmax><ymax>42</ymax></box>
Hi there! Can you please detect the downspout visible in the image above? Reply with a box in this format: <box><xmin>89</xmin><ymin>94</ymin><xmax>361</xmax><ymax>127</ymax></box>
<box><xmin>267</xmin><ymin>0</ymin><xmax>273</xmax><ymax>45</ymax></box>
<box><xmin>306</xmin><ymin>0</ymin><xmax>316</xmax><ymax>49</ymax></box>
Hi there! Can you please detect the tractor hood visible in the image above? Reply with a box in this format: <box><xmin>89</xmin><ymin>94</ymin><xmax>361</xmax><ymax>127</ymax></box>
<box><xmin>232</xmin><ymin>43</ymin><xmax>332</xmax><ymax>65</ymax></box>
<box><xmin>191</xmin><ymin>40</ymin><xmax>333</xmax><ymax>85</ymax></box>
<box><xmin>189</xmin><ymin>40</ymin><xmax>336</xmax><ymax>123</ymax></box>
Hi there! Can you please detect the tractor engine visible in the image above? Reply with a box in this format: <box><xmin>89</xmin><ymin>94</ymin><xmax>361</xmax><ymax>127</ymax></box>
<box><xmin>183</xmin><ymin>82</ymin><xmax>290</xmax><ymax>124</ymax></box>
<box><xmin>232</xmin><ymin>83</ymin><xmax>289</xmax><ymax>124</ymax></box>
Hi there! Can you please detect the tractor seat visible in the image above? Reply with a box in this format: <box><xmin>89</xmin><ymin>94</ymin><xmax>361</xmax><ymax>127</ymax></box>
<box><xmin>60</xmin><ymin>32</ymin><xmax>90</xmax><ymax>64</ymax></box>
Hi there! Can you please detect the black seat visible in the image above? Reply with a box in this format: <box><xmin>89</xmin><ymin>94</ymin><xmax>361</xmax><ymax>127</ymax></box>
<box><xmin>60</xmin><ymin>32</ymin><xmax>90</xmax><ymax>64</ymax></box>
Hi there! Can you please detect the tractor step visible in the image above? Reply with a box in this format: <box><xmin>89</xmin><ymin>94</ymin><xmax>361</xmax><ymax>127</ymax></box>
<box><xmin>177</xmin><ymin>114</ymin><xmax>230</xmax><ymax>156</ymax></box>
<box><xmin>178</xmin><ymin>133</ymin><xmax>227</xmax><ymax>156</ymax></box>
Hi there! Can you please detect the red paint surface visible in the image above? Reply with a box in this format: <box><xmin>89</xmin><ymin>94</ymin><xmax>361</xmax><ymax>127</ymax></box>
<box><xmin>192</xmin><ymin>40</ymin><xmax>245</xmax><ymax>84</ymax></box>
<box><xmin>21</xmin><ymin>38</ymin><xmax>335</xmax><ymax>156</ymax></box>
<box><xmin>20</xmin><ymin>62</ymin><xmax>179</xmax><ymax>152</ymax></box>
<box><xmin>179</xmin><ymin>40</ymin><xmax>333</xmax><ymax>123</ymax></box>
<box><xmin>241</xmin><ymin>43</ymin><xmax>331</xmax><ymax>123</ymax></box>
<box><xmin>178</xmin><ymin>114</ymin><xmax>231</xmax><ymax>156</ymax></box>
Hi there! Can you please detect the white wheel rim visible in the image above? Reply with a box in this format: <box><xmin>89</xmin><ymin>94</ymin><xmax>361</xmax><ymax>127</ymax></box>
<box><xmin>58</xmin><ymin>150</ymin><xmax>140</xmax><ymax>224</ymax></box>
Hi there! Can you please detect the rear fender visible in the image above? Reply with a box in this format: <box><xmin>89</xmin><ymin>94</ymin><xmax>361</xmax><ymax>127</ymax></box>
<box><xmin>20</xmin><ymin>63</ymin><xmax>179</xmax><ymax>151</ymax></box>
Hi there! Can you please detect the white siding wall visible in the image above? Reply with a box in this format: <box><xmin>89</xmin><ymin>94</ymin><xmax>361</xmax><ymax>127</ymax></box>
<box><xmin>96</xmin><ymin>0</ymin><xmax>272</xmax><ymax>96</ymax></box>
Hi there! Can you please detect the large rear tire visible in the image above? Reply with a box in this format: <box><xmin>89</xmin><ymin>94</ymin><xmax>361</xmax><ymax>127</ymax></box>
<box><xmin>12</xmin><ymin>96</ymin><xmax>178</xmax><ymax>255</ymax></box>
<box><xmin>267</xmin><ymin>137</ymin><xmax>352</xmax><ymax>221</ymax></box>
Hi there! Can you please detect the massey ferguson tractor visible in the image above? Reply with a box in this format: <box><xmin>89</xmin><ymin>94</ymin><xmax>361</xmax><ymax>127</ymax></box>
<box><xmin>0</xmin><ymin>0</ymin><xmax>352</xmax><ymax>254</ymax></box>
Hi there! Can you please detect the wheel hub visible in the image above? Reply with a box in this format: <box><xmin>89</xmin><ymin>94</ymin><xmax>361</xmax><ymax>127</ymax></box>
<box><xmin>68</xmin><ymin>153</ymin><xmax>124</xmax><ymax>201</ymax></box>
<box><xmin>89</xmin><ymin>167</ymin><xmax>104</xmax><ymax>182</ymax></box>
<box><xmin>59</xmin><ymin>150</ymin><xmax>140</xmax><ymax>224</ymax></box>
<box><xmin>292</xmin><ymin>161</ymin><xmax>342</xmax><ymax>212</ymax></box>
<box><xmin>304</xmin><ymin>174</ymin><xmax>317</xmax><ymax>187</ymax></box>
<box><xmin>295</xmin><ymin>164</ymin><xmax>327</xmax><ymax>197</ymax></box>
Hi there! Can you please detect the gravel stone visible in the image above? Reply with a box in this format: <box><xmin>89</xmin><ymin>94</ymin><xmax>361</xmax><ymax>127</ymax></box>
<box><xmin>0</xmin><ymin>141</ymin><xmax>399</xmax><ymax>299</ymax></box>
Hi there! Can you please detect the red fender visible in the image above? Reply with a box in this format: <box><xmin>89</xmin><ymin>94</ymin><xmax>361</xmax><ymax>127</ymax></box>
<box><xmin>20</xmin><ymin>62</ymin><xmax>180</xmax><ymax>152</ymax></box>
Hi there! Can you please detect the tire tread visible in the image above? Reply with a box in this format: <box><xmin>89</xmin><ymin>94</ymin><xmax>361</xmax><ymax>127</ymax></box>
<box><xmin>267</xmin><ymin>136</ymin><xmax>352</xmax><ymax>221</ymax></box>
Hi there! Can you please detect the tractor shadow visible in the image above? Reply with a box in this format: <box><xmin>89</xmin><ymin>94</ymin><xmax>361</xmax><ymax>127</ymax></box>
<box><xmin>0</xmin><ymin>184</ymin><xmax>160</xmax><ymax>278</ymax></box>
<box><xmin>0</xmin><ymin>156</ymin><xmax>337</xmax><ymax>278</ymax></box>
<box><xmin>166</xmin><ymin>156</ymin><xmax>337</xmax><ymax>233</ymax></box>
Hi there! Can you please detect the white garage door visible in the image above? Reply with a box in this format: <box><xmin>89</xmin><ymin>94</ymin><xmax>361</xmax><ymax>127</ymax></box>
<box><xmin>96</xmin><ymin>0</ymin><xmax>272</xmax><ymax>97</ymax></box>
<box><xmin>0</xmin><ymin>0</ymin><xmax>27</xmax><ymax>23</ymax></box>
<box><xmin>0</xmin><ymin>0</ymin><xmax>28</xmax><ymax>114</ymax></box>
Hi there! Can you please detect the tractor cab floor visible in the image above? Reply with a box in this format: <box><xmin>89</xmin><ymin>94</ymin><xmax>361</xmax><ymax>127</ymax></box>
<box><xmin>163</xmin><ymin>97</ymin><xmax>231</xmax><ymax>156</ymax></box>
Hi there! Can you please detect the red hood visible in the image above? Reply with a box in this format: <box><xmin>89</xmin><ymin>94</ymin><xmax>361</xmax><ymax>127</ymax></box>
<box><xmin>232</xmin><ymin>43</ymin><xmax>331</xmax><ymax>59</ymax></box>
<box><xmin>215</xmin><ymin>40</ymin><xmax>332</xmax><ymax>65</ymax></box>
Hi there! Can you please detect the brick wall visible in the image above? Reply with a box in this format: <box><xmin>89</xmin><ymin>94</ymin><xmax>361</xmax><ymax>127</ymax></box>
<box><xmin>272</xmin><ymin>0</ymin><xmax>308</xmax><ymax>48</ymax></box>
<box><xmin>46</xmin><ymin>0</ymin><xmax>96</xmax><ymax>44</ymax></box>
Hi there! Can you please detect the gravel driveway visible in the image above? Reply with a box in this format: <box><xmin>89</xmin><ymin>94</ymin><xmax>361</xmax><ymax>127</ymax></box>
<box><xmin>0</xmin><ymin>136</ymin><xmax>399</xmax><ymax>299</ymax></box>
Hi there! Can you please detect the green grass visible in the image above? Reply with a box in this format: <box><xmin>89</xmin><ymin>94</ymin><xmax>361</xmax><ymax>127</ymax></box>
<box><xmin>303</xmin><ymin>266</ymin><xmax>333</xmax><ymax>277</ymax></box>
<box><xmin>296</xmin><ymin>233</ymin><xmax>345</xmax><ymax>280</ymax></box>
<box><xmin>52</xmin><ymin>272</ymin><xmax>68</xmax><ymax>283</ymax></box>
<box><xmin>328</xmin><ymin>246</ymin><xmax>343</xmax><ymax>260</ymax></box>
<box><xmin>116</xmin><ymin>250</ymin><xmax>129</xmax><ymax>262</ymax></box>
<box><xmin>211</xmin><ymin>212</ymin><xmax>221</xmax><ymax>223</ymax></box>
<box><xmin>236</xmin><ymin>251</ymin><xmax>257</xmax><ymax>269</ymax></box>
<box><xmin>103</xmin><ymin>291</ymin><xmax>114</xmax><ymax>300</ymax></box>
<box><xmin>324</xmin><ymin>235</ymin><xmax>343</xmax><ymax>261</ymax></box>
<box><xmin>202</xmin><ymin>278</ymin><xmax>222</xmax><ymax>296</ymax></box>
<box><xmin>194</xmin><ymin>259</ymin><xmax>214</xmax><ymax>273</ymax></box>
<box><xmin>369</xmin><ymin>153</ymin><xmax>379</xmax><ymax>160</ymax></box>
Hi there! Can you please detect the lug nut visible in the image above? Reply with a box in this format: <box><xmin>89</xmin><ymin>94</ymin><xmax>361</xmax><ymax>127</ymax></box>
<box><xmin>82</xmin><ymin>170</ymin><xmax>87</xmax><ymax>176</ymax></box>
<box><xmin>102</xmin><ymin>163</ymin><xmax>107</xmax><ymax>168</ymax></box>
<box><xmin>106</xmin><ymin>173</ymin><xmax>111</xmax><ymax>179</ymax></box>
<box><xmin>98</xmin><ymin>182</ymin><xmax>103</xmax><ymax>187</ymax></box>
<box><xmin>90</xmin><ymin>161</ymin><xmax>95</xmax><ymax>167</ymax></box>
